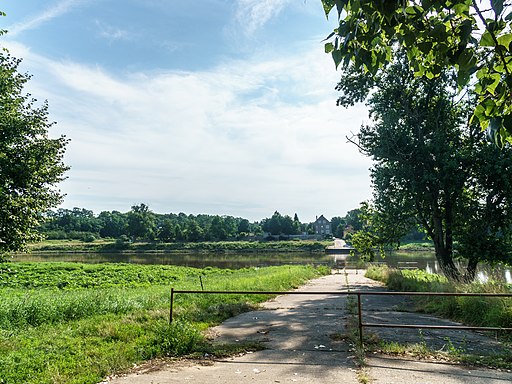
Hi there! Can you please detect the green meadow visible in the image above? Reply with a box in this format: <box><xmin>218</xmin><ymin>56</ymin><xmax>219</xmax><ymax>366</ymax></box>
<box><xmin>0</xmin><ymin>262</ymin><xmax>329</xmax><ymax>384</ymax></box>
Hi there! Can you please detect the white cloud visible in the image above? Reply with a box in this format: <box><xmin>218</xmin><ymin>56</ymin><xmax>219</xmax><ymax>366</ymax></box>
<box><xmin>95</xmin><ymin>20</ymin><xmax>135</xmax><ymax>43</ymax></box>
<box><xmin>235</xmin><ymin>0</ymin><xmax>291</xmax><ymax>35</ymax></box>
<box><xmin>5</xmin><ymin>40</ymin><xmax>372</xmax><ymax>221</ymax></box>
<box><xmin>6</xmin><ymin>0</ymin><xmax>81</xmax><ymax>36</ymax></box>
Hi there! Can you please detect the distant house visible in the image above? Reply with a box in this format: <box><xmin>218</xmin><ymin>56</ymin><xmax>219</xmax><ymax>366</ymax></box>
<box><xmin>313</xmin><ymin>215</ymin><xmax>332</xmax><ymax>236</ymax></box>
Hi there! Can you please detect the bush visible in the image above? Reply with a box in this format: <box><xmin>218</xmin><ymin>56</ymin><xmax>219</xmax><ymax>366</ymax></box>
<box><xmin>83</xmin><ymin>233</ymin><xmax>96</xmax><ymax>242</ymax></box>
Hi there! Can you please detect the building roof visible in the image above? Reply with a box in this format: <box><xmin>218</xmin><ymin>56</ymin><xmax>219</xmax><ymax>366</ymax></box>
<box><xmin>314</xmin><ymin>214</ymin><xmax>330</xmax><ymax>224</ymax></box>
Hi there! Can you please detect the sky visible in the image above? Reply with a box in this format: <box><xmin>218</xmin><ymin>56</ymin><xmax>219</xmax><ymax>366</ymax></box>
<box><xmin>1</xmin><ymin>0</ymin><xmax>372</xmax><ymax>223</ymax></box>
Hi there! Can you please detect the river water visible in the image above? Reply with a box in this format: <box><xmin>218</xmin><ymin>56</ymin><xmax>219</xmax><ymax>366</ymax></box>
<box><xmin>12</xmin><ymin>250</ymin><xmax>512</xmax><ymax>284</ymax></box>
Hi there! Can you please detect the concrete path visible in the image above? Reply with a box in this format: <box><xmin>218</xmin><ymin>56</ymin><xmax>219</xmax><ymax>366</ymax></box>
<box><xmin>104</xmin><ymin>270</ymin><xmax>512</xmax><ymax>384</ymax></box>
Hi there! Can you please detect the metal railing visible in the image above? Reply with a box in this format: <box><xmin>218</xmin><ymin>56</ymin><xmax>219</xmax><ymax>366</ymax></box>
<box><xmin>169</xmin><ymin>288</ymin><xmax>512</xmax><ymax>347</ymax></box>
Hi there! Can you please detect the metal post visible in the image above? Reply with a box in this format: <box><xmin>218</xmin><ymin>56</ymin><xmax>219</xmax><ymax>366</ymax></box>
<box><xmin>200</xmin><ymin>275</ymin><xmax>204</xmax><ymax>291</ymax></box>
<box><xmin>169</xmin><ymin>287</ymin><xmax>174</xmax><ymax>324</ymax></box>
<box><xmin>357</xmin><ymin>293</ymin><xmax>363</xmax><ymax>348</ymax></box>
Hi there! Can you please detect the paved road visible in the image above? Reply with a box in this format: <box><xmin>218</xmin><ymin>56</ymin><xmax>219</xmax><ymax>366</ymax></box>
<box><xmin>104</xmin><ymin>270</ymin><xmax>512</xmax><ymax>384</ymax></box>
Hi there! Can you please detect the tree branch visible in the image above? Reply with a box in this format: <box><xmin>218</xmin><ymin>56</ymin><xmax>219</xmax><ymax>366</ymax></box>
<box><xmin>472</xmin><ymin>0</ymin><xmax>511</xmax><ymax>76</ymax></box>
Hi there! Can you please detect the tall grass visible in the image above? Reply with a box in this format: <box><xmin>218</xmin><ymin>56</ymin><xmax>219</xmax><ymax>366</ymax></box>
<box><xmin>0</xmin><ymin>263</ymin><xmax>328</xmax><ymax>384</ymax></box>
<box><xmin>0</xmin><ymin>287</ymin><xmax>168</xmax><ymax>329</ymax></box>
<box><xmin>365</xmin><ymin>265</ymin><xmax>512</xmax><ymax>330</ymax></box>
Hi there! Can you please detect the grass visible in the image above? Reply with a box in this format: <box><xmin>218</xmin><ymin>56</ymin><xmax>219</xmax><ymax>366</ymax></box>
<box><xmin>365</xmin><ymin>265</ymin><xmax>512</xmax><ymax>330</ymax></box>
<box><xmin>366</xmin><ymin>332</ymin><xmax>512</xmax><ymax>370</ymax></box>
<box><xmin>0</xmin><ymin>262</ymin><xmax>329</xmax><ymax>383</ymax></box>
<box><xmin>363</xmin><ymin>265</ymin><xmax>512</xmax><ymax>369</ymax></box>
<box><xmin>398</xmin><ymin>241</ymin><xmax>435</xmax><ymax>251</ymax></box>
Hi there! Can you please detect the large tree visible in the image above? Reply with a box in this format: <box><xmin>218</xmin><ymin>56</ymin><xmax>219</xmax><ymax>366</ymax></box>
<box><xmin>0</xmin><ymin>53</ymin><xmax>69</xmax><ymax>257</ymax></box>
<box><xmin>321</xmin><ymin>0</ymin><xmax>512</xmax><ymax>146</ymax></box>
<box><xmin>126</xmin><ymin>203</ymin><xmax>156</xmax><ymax>241</ymax></box>
<box><xmin>339</xmin><ymin>56</ymin><xmax>512</xmax><ymax>281</ymax></box>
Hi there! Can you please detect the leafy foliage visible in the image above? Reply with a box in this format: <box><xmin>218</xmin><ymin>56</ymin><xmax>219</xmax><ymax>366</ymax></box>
<box><xmin>340</xmin><ymin>56</ymin><xmax>512</xmax><ymax>280</ymax></box>
<box><xmin>0</xmin><ymin>54</ymin><xmax>69</xmax><ymax>256</ymax></box>
<box><xmin>0</xmin><ymin>262</ymin><xmax>225</xmax><ymax>289</ymax></box>
<box><xmin>322</xmin><ymin>0</ymin><xmax>512</xmax><ymax>145</ymax></box>
<box><xmin>260</xmin><ymin>210</ymin><xmax>301</xmax><ymax>236</ymax></box>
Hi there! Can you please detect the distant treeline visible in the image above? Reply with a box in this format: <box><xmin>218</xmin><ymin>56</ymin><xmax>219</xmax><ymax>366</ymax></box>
<box><xmin>39</xmin><ymin>204</ymin><xmax>365</xmax><ymax>243</ymax></box>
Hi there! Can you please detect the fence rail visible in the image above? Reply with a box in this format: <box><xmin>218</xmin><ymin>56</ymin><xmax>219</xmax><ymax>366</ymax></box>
<box><xmin>169</xmin><ymin>288</ymin><xmax>512</xmax><ymax>347</ymax></box>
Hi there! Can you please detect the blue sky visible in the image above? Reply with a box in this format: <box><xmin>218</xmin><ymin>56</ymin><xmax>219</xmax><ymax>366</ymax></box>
<box><xmin>1</xmin><ymin>0</ymin><xmax>372</xmax><ymax>222</ymax></box>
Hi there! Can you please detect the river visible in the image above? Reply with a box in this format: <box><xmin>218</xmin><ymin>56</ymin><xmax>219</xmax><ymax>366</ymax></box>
<box><xmin>12</xmin><ymin>250</ymin><xmax>512</xmax><ymax>284</ymax></box>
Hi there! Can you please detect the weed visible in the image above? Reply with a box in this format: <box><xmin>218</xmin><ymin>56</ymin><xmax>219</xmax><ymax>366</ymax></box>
<box><xmin>149</xmin><ymin>320</ymin><xmax>203</xmax><ymax>357</ymax></box>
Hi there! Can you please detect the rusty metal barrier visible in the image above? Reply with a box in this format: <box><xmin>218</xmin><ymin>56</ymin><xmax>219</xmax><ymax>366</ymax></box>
<box><xmin>169</xmin><ymin>288</ymin><xmax>512</xmax><ymax>347</ymax></box>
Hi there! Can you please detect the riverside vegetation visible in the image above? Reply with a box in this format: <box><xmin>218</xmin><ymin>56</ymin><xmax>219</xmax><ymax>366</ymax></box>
<box><xmin>26</xmin><ymin>239</ymin><xmax>331</xmax><ymax>254</ymax></box>
<box><xmin>364</xmin><ymin>265</ymin><xmax>512</xmax><ymax>368</ymax></box>
<box><xmin>0</xmin><ymin>262</ymin><xmax>329</xmax><ymax>384</ymax></box>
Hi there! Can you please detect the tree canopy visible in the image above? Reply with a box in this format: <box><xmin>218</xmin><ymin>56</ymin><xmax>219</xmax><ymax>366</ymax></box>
<box><xmin>0</xmin><ymin>53</ymin><xmax>69</xmax><ymax>256</ymax></box>
<box><xmin>339</xmin><ymin>55</ymin><xmax>512</xmax><ymax>281</ymax></box>
<box><xmin>321</xmin><ymin>0</ymin><xmax>512</xmax><ymax>146</ymax></box>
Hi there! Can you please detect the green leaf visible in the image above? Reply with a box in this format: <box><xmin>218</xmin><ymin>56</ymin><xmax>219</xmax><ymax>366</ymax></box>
<box><xmin>402</xmin><ymin>31</ymin><xmax>416</xmax><ymax>46</ymax></box>
<box><xmin>405</xmin><ymin>5</ymin><xmax>424</xmax><ymax>16</ymax></box>
<box><xmin>453</xmin><ymin>2</ymin><xmax>470</xmax><ymax>16</ymax></box>
<box><xmin>488</xmin><ymin>117</ymin><xmax>505</xmax><ymax>148</ymax></box>
<box><xmin>418</xmin><ymin>41</ymin><xmax>432</xmax><ymax>54</ymax></box>
<box><xmin>482</xmin><ymin>98</ymin><xmax>497</xmax><ymax>116</ymax></box>
<box><xmin>491</xmin><ymin>0</ymin><xmax>504</xmax><ymax>18</ymax></box>
<box><xmin>325</xmin><ymin>42</ymin><xmax>334</xmax><ymax>53</ymax></box>
<box><xmin>476</xmin><ymin>67</ymin><xmax>488</xmax><ymax>80</ymax></box>
<box><xmin>480</xmin><ymin>30</ymin><xmax>495</xmax><ymax>47</ymax></box>
<box><xmin>335</xmin><ymin>0</ymin><xmax>347</xmax><ymax>19</ymax></box>
<box><xmin>486</xmin><ymin>73</ymin><xmax>502</xmax><ymax>95</ymax></box>
<box><xmin>457</xmin><ymin>70</ymin><xmax>470</xmax><ymax>89</ymax></box>
<box><xmin>332</xmin><ymin>49</ymin><xmax>343</xmax><ymax>68</ymax></box>
<box><xmin>497</xmin><ymin>33</ymin><xmax>512</xmax><ymax>51</ymax></box>
<box><xmin>470</xmin><ymin>104</ymin><xmax>485</xmax><ymax>125</ymax></box>
<box><xmin>430</xmin><ymin>23</ymin><xmax>447</xmax><ymax>40</ymax></box>
<box><xmin>502</xmin><ymin>113</ymin><xmax>512</xmax><ymax>135</ymax></box>
<box><xmin>321</xmin><ymin>31</ymin><xmax>335</xmax><ymax>42</ymax></box>
<box><xmin>457</xmin><ymin>50</ymin><xmax>477</xmax><ymax>71</ymax></box>
<box><xmin>459</xmin><ymin>19</ymin><xmax>473</xmax><ymax>41</ymax></box>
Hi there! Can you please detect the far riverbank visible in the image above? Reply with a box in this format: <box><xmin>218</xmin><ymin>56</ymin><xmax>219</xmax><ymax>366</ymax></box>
<box><xmin>23</xmin><ymin>239</ymin><xmax>335</xmax><ymax>254</ymax></box>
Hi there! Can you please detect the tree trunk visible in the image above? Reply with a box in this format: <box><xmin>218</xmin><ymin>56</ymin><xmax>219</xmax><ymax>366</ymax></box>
<box><xmin>435</xmin><ymin>246</ymin><xmax>462</xmax><ymax>282</ymax></box>
<box><xmin>431</xmin><ymin>217</ymin><xmax>462</xmax><ymax>281</ymax></box>
<box><xmin>429</xmin><ymin>205</ymin><xmax>464</xmax><ymax>282</ymax></box>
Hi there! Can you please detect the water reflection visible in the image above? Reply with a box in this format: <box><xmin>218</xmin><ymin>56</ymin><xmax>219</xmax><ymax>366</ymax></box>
<box><xmin>12</xmin><ymin>250</ymin><xmax>512</xmax><ymax>284</ymax></box>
